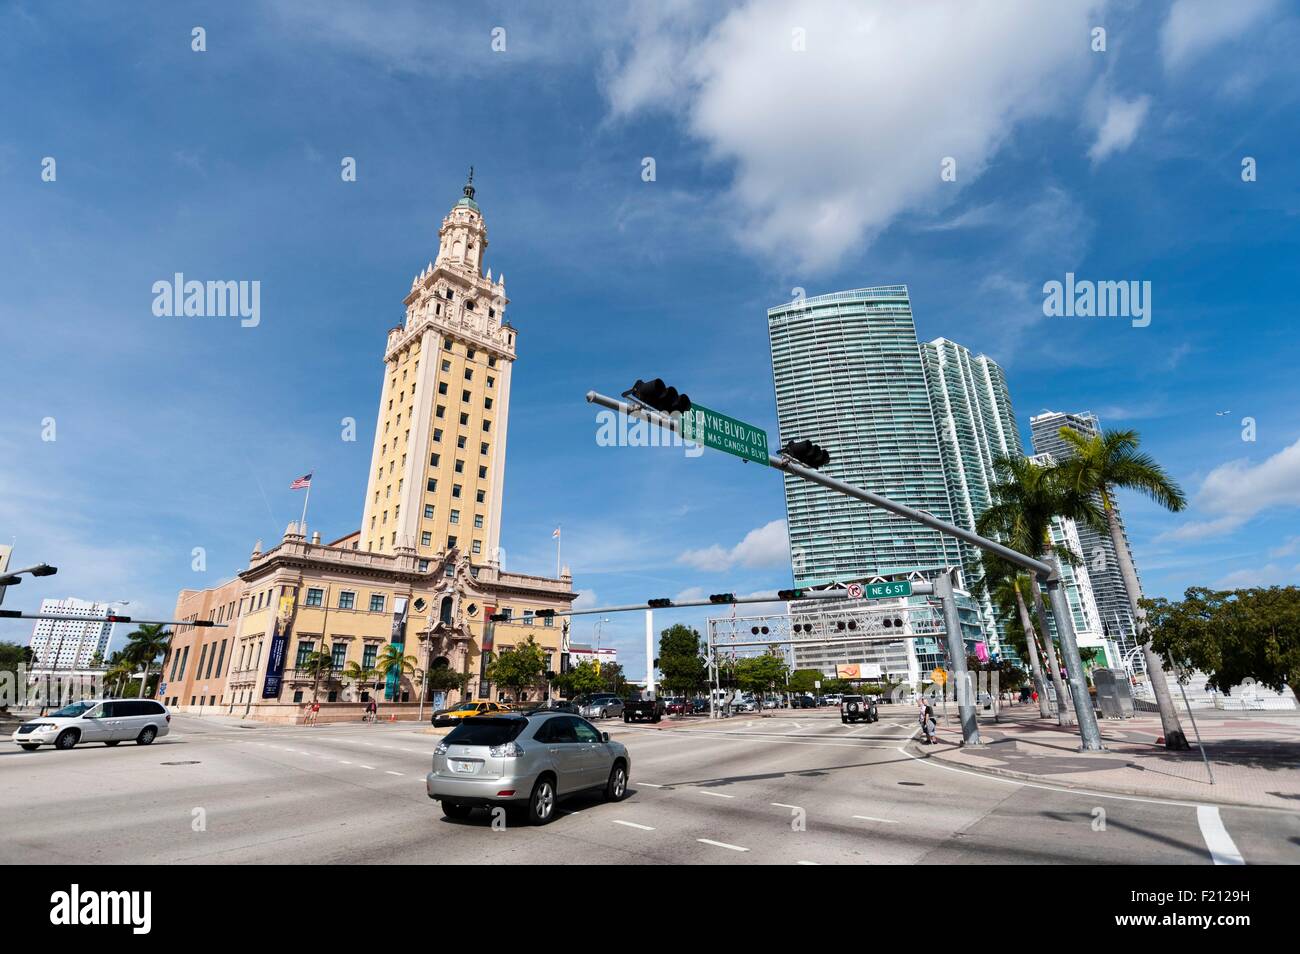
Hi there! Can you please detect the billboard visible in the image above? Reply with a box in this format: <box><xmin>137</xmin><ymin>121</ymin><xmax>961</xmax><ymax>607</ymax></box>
<box><xmin>836</xmin><ymin>663</ymin><xmax>882</xmax><ymax>680</ymax></box>
<box><xmin>261</xmin><ymin>592</ymin><xmax>299</xmax><ymax>699</ymax></box>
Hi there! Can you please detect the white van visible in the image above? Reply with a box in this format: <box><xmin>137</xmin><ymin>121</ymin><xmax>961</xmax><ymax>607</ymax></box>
<box><xmin>12</xmin><ymin>699</ymin><xmax>171</xmax><ymax>751</ymax></box>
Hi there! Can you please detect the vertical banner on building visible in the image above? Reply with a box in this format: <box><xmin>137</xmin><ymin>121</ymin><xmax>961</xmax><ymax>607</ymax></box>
<box><xmin>261</xmin><ymin>592</ymin><xmax>298</xmax><ymax>699</ymax></box>
<box><xmin>479</xmin><ymin>605</ymin><xmax>495</xmax><ymax>692</ymax></box>
<box><xmin>385</xmin><ymin>596</ymin><xmax>409</xmax><ymax>701</ymax></box>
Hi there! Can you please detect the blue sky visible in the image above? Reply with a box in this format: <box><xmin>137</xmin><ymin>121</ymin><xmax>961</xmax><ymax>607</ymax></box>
<box><xmin>3</xmin><ymin>1</ymin><xmax>1298</xmax><ymax>675</ymax></box>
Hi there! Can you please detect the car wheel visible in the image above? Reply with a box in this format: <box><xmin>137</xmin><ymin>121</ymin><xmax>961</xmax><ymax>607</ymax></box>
<box><xmin>651</xmin><ymin>714</ymin><xmax>661</xmax><ymax>724</ymax></box>
<box><xmin>441</xmin><ymin>800</ymin><xmax>473</xmax><ymax>820</ymax></box>
<box><xmin>623</xmin><ymin>714</ymin><xmax>630</xmax><ymax>723</ymax></box>
<box><xmin>20</xmin><ymin>743</ymin><xmax>39</xmax><ymax>751</ymax></box>
<box><xmin>136</xmin><ymin>726</ymin><xmax>157</xmax><ymax>746</ymax></box>
<box><xmin>599</xmin><ymin>709</ymin><xmax>607</xmax><ymax>720</ymax></box>
<box><xmin>527</xmin><ymin>776</ymin><xmax>556</xmax><ymax>825</ymax></box>
<box><xmin>105</xmin><ymin>740</ymin><xmax>122</xmax><ymax>747</ymax></box>
<box><xmin>605</xmin><ymin>761</ymin><xmax>628</xmax><ymax>802</ymax></box>
<box><xmin>55</xmin><ymin>729</ymin><xmax>79</xmax><ymax>750</ymax></box>
<box><xmin>841</xmin><ymin>718</ymin><xmax>848</xmax><ymax>724</ymax></box>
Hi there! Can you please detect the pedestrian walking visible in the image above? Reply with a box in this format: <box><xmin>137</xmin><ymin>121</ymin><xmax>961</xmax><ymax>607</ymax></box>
<box><xmin>365</xmin><ymin>698</ymin><xmax>377</xmax><ymax>724</ymax></box>
<box><xmin>306</xmin><ymin>701</ymin><xmax>321</xmax><ymax>726</ymax></box>
<box><xmin>918</xmin><ymin>697</ymin><xmax>937</xmax><ymax>745</ymax></box>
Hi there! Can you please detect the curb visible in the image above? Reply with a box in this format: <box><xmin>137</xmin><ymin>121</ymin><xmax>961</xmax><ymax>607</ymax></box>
<box><xmin>904</xmin><ymin>740</ymin><xmax>1297</xmax><ymax>813</ymax></box>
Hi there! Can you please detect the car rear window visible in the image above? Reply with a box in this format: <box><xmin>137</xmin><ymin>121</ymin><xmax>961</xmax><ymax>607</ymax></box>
<box><xmin>443</xmin><ymin>718</ymin><xmax>525</xmax><ymax>747</ymax></box>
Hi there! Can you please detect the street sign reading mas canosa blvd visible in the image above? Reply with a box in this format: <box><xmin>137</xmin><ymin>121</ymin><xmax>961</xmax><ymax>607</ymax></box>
<box><xmin>680</xmin><ymin>403</ymin><xmax>769</xmax><ymax>465</ymax></box>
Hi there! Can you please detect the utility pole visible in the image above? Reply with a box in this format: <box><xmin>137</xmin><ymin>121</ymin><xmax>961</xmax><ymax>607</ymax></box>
<box><xmin>586</xmin><ymin>387</ymin><xmax>1105</xmax><ymax>751</ymax></box>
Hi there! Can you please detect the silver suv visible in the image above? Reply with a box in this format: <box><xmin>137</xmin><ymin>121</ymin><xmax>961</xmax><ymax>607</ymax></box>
<box><xmin>12</xmin><ymin>699</ymin><xmax>171</xmax><ymax>751</ymax></box>
<box><xmin>427</xmin><ymin>713</ymin><xmax>630</xmax><ymax>824</ymax></box>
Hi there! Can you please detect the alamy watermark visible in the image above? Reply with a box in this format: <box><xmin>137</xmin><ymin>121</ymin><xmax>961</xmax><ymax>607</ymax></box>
<box><xmin>595</xmin><ymin>408</ymin><xmax>704</xmax><ymax>458</ymax></box>
<box><xmin>152</xmin><ymin>273</ymin><xmax>260</xmax><ymax>327</ymax></box>
<box><xmin>1042</xmin><ymin>272</ymin><xmax>1150</xmax><ymax>328</ymax></box>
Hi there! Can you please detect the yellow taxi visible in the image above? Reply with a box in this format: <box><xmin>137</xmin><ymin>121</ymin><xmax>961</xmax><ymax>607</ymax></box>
<box><xmin>432</xmin><ymin>699</ymin><xmax>511</xmax><ymax>726</ymax></box>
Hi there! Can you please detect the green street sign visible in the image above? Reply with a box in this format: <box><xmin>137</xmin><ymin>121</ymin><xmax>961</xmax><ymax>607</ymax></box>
<box><xmin>865</xmin><ymin>581</ymin><xmax>912</xmax><ymax>599</ymax></box>
<box><xmin>680</xmin><ymin>403</ymin><xmax>769</xmax><ymax>465</ymax></box>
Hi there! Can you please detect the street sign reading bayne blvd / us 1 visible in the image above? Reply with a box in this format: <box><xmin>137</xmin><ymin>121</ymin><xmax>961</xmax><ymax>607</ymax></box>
<box><xmin>680</xmin><ymin>403</ymin><xmax>769</xmax><ymax>465</ymax></box>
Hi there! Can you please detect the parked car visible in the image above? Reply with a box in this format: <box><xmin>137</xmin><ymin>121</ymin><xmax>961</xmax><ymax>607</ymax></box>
<box><xmin>624</xmin><ymin>694</ymin><xmax>665</xmax><ymax>723</ymax></box>
<box><xmin>840</xmin><ymin>694</ymin><xmax>878</xmax><ymax>724</ymax></box>
<box><xmin>691</xmin><ymin>698</ymin><xmax>711</xmax><ymax>714</ymax></box>
<box><xmin>733</xmin><ymin>697</ymin><xmax>758</xmax><ymax>713</ymax></box>
<box><xmin>433</xmin><ymin>700</ymin><xmax>511</xmax><ymax>726</ymax></box>
<box><xmin>12</xmin><ymin>698</ymin><xmax>171</xmax><ymax>751</ymax></box>
<box><xmin>665</xmin><ymin>698</ymin><xmax>694</xmax><ymax>715</ymax></box>
<box><xmin>578</xmin><ymin>695</ymin><xmax>624</xmax><ymax>720</ymax></box>
<box><xmin>427</xmin><ymin>712</ymin><xmax>630</xmax><ymax>824</ymax></box>
<box><xmin>791</xmin><ymin>695</ymin><xmax>815</xmax><ymax>709</ymax></box>
<box><xmin>763</xmin><ymin>698</ymin><xmax>779</xmax><ymax>709</ymax></box>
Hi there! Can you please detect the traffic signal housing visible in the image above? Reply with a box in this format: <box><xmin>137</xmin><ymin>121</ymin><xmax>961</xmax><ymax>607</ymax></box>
<box><xmin>782</xmin><ymin>439</ymin><xmax>831</xmax><ymax>469</ymax></box>
<box><xmin>629</xmin><ymin>378</ymin><xmax>691</xmax><ymax>415</ymax></box>
<box><xmin>709</xmin><ymin>593</ymin><xmax>736</xmax><ymax>604</ymax></box>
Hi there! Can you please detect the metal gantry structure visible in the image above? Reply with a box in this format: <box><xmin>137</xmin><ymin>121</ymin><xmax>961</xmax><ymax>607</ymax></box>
<box><xmin>585</xmin><ymin>386</ymin><xmax>1105</xmax><ymax>751</ymax></box>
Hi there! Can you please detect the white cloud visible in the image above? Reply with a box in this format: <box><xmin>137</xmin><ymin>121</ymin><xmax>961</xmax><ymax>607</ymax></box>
<box><xmin>678</xmin><ymin>519</ymin><xmax>789</xmax><ymax>572</ymax></box>
<box><xmin>572</xmin><ymin>590</ymin><xmax>599</xmax><ymax>610</ymax></box>
<box><xmin>1214</xmin><ymin>563</ymin><xmax>1300</xmax><ymax>588</ymax></box>
<box><xmin>604</xmin><ymin>0</ymin><xmax>1108</xmax><ymax>272</ymax></box>
<box><xmin>1165</xmin><ymin>437</ymin><xmax>1300</xmax><ymax>540</ymax></box>
<box><xmin>1087</xmin><ymin>94</ymin><xmax>1151</xmax><ymax>163</ymax></box>
<box><xmin>1161</xmin><ymin>0</ymin><xmax>1280</xmax><ymax>71</ymax></box>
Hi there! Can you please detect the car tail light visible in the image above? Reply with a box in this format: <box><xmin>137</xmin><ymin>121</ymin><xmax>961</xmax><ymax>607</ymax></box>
<box><xmin>434</xmin><ymin>741</ymin><xmax>449</xmax><ymax>755</ymax></box>
<box><xmin>496</xmin><ymin>790</ymin><xmax>515</xmax><ymax>797</ymax></box>
<box><xmin>489</xmin><ymin>741</ymin><xmax>524</xmax><ymax>758</ymax></box>
<box><xmin>165</xmin><ymin>714</ymin><xmax>171</xmax><ymax>723</ymax></box>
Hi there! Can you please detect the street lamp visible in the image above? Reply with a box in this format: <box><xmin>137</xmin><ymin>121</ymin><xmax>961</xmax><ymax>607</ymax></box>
<box><xmin>0</xmin><ymin>562</ymin><xmax>58</xmax><ymax>606</ymax></box>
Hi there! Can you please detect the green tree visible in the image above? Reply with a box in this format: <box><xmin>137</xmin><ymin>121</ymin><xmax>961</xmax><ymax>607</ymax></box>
<box><xmin>300</xmin><ymin>647</ymin><xmax>337</xmax><ymax>703</ymax></box>
<box><xmin>598</xmin><ymin>661</ymin><xmax>628</xmax><ymax>698</ymax></box>
<box><xmin>971</xmin><ymin>553</ymin><xmax>1051</xmax><ymax>717</ymax></box>
<box><xmin>1056</xmin><ymin>426</ymin><xmax>1191</xmax><ymax>749</ymax></box>
<box><xmin>1146</xmin><ymin>586</ymin><xmax>1300</xmax><ymax>703</ymax></box>
<box><xmin>735</xmin><ymin>653</ymin><xmax>787</xmax><ymax>701</ymax></box>
<box><xmin>375</xmin><ymin>644</ymin><xmax>418</xmax><ymax>701</ymax></box>
<box><xmin>788</xmin><ymin>668</ymin><xmax>823</xmax><ymax>693</ymax></box>
<box><xmin>559</xmin><ymin>660</ymin><xmax>603</xmax><ymax>698</ymax></box>
<box><xmin>426</xmin><ymin>664</ymin><xmax>470</xmax><ymax>696</ymax></box>
<box><xmin>124</xmin><ymin>623</ymin><xmax>171</xmax><ymax>699</ymax></box>
<box><xmin>485</xmin><ymin>636</ymin><xmax>546</xmax><ymax>701</ymax></box>
<box><xmin>658</xmin><ymin>624</ymin><xmax>707</xmax><ymax>698</ymax></box>
<box><xmin>342</xmin><ymin>661</ymin><xmax>378</xmax><ymax>703</ymax></box>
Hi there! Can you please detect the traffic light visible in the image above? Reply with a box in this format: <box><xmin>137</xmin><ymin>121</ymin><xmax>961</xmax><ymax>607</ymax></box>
<box><xmin>647</xmin><ymin>598</ymin><xmax>672</xmax><ymax>608</ymax></box>
<box><xmin>781</xmin><ymin>439</ymin><xmax>831</xmax><ymax>468</ymax></box>
<box><xmin>709</xmin><ymin>593</ymin><xmax>735</xmax><ymax>604</ymax></box>
<box><xmin>535</xmin><ymin>609</ymin><xmax>556</xmax><ymax>618</ymax></box>
<box><xmin>777</xmin><ymin>588</ymin><xmax>804</xmax><ymax>600</ymax></box>
<box><xmin>629</xmin><ymin>378</ymin><xmax>691</xmax><ymax>415</ymax></box>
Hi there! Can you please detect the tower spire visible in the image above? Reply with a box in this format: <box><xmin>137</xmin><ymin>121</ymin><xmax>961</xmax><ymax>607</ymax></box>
<box><xmin>463</xmin><ymin>165</ymin><xmax>475</xmax><ymax>201</ymax></box>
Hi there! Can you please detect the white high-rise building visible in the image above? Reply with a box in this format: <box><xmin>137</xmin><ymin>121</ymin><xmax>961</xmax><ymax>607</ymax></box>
<box><xmin>28</xmin><ymin>598</ymin><xmax>115</xmax><ymax>670</ymax></box>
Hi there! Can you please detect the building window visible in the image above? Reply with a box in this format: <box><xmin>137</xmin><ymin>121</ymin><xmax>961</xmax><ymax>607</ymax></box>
<box><xmin>305</xmin><ymin>588</ymin><xmax>324</xmax><ymax>607</ymax></box>
<box><xmin>427</xmin><ymin>479</ymin><xmax>437</xmax><ymax>492</ymax></box>
<box><xmin>438</xmin><ymin>382</ymin><xmax>448</xmax><ymax>395</ymax></box>
<box><xmin>434</xmin><ymin>428</ymin><xmax>443</xmax><ymax>442</ymax></box>
<box><xmin>436</xmin><ymin>405</ymin><xmax>445</xmax><ymax>418</ymax></box>
<box><xmin>464</xmin><ymin>369</ymin><xmax>473</xmax><ymax>381</ymax></box>
<box><xmin>487</xmin><ymin>376</ymin><xmax>495</xmax><ymax>388</ymax></box>
<box><xmin>418</xmin><ymin>559</ymin><xmax>429</xmax><ymax>572</ymax></box>
<box><xmin>295</xmin><ymin>641</ymin><xmax>315</xmax><ymax>667</ymax></box>
<box><xmin>457</xmin><ymin>435</ymin><xmax>467</xmax><ymax>449</ymax></box>
<box><xmin>544</xmin><ymin>615</ymin><xmax>554</xmax><ymax>628</ymax></box>
<box><xmin>331</xmin><ymin>642</ymin><xmax>347</xmax><ymax>669</ymax></box>
<box><xmin>452</xmin><ymin>484</ymin><xmax>462</xmax><ymax>498</ymax></box>
<box><xmin>424</xmin><ymin>504</ymin><xmax>434</xmax><ymax>519</ymax></box>
<box><xmin>482</xmin><ymin>419</ymin><xmax>491</xmax><ymax>432</ymax></box>
<box><xmin>459</xmin><ymin>412</ymin><xmax>469</xmax><ymax>426</ymax></box>
<box><xmin>421</xmin><ymin>531</ymin><xmax>432</xmax><ymax>546</ymax></box>
<box><xmin>431</xmin><ymin>453</ymin><xmax>440</xmax><ymax>466</ymax></box>
<box><xmin>473</xmin><ymin>514</ymin><xmax>483</xmax><ymax>529</ymax></box>
<box><xmin>484</xmin><ymin>397</ymin><xmax>493</xmax><ymax>410</ymax></box>
<box><xmin>338</xmin><ymin>591</ymin><xmax>356</xmax><ymax>610</ymax></box>
<box><xmin>523</xmin><ymin>610</ymin><xmax>535</xmax><ymax>625</ymax></box>
<box><xmin>480</xmin><ymin>442</ymin><xmax>489</xmax><ymax>455</ymax></box>
<box><xmin>472</xmin><ymin>540</ymin><xmax>482</xmax><ymax>554</ymax></box>
<box><xmin>476</xmin><ymin>490</ymin><xmax>486</xmax><ymax>503</ymax></box>
<box><xmin>488</xmin><ymin>356</ymin><xmax>497</xmax><ymax>367</ymax></box>
<box><xmin>362</xmin><ymin>644</ymin><xmax>377</xmax><ymax>668</ymax></box>
<box><xmin>454</xmin><ymin>459</ymin><xmax>464</xmax><ymax>473</ymax></box>
<box><xmin>447</xmin><ymin>536</ymin><xmax>457</xmax><ymax>549</ymax></box>
<box><xmin>450</xmin><ymin>509</ymin><xmax>460</xmax><ymax>524</ymax></box>
<box><xmin>461</xmin><ymin>389</ymin><xmax>470</xmax><ymax>402</ymax></box>
<box><xmin>478</xmin><ymin>466</ymin><xmax>487</xmax><ymax>479</ymax></box>
<box><xmin>370</xmin><ymin>594</ymin><xmax>386</xmax><ymax>613</ymax></box>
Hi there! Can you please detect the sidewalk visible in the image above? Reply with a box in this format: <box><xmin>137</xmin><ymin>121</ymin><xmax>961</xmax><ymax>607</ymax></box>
<box><xmin>913</xmin><ymin>706</ymin><xmax>1300</xmax><ymax>810</ymax></box>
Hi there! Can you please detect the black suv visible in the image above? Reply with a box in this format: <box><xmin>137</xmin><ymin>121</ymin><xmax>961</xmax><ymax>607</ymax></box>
<box><xmin>840</xmin><ymin>694</ymin><xmax>878</xmax><ymax>724</ymax></box>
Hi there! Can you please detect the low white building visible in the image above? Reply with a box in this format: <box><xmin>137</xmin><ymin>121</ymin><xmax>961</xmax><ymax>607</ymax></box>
<box><xmin>28</xmin><ymin>598</ymin><xmax>117</xmax><ymax>670</ymax></box>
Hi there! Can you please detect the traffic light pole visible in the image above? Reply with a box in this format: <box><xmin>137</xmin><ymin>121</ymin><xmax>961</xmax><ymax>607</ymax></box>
<box><xmin>585</xmin><ymin>389</ymin><xmax>1104</xmax><ymax>751</ymax></box>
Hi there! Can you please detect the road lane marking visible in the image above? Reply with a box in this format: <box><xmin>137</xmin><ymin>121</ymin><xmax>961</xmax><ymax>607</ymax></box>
<box><xmin>639</xmin><ymin>782</ymin><xmax>665</xmax><ymax>788</ymax></box>
<box><xmin>613</xmin><ymin>820</ymin><xmax>656</xmax><ymax>831</ymax></box>
<box><xmin>385</xmin><ymin>770</ymin><xmax>404</xmax><ymax>776</ymax></box>
<box><xmin>338</xmin><ymin>760</ymin><xmax>352</xmax><ymax>765</ymax></box>
<box><xmin>359</xmin><ymin>764</ymin><xmax>375</xmax><ymax>770</ymax></box>
<box><xmin>852</xmin><ymin>814</ymin><xmax>898</xmax><ymax>824</ymax></box>
<box><xmin>1196</xmin><ymin>806</ymin><xmax>1245</xmax><ymax>865</ymax></box>
<box><xmin>772</xmin><ymin>802</ymin><xmax>802</xmax><ymax>810</ymax></box>
<box><xmin>797</xmin><ymin>860</ymin><xmax>819</xmax><ymax>865</ymax></box>
<box><xmin>698</xmin><ymin>790</ymin><xmax>735</xmax><ymax>799</ymax></box>
<box><xmin>698</xmin><ymin>838</ymin><xmax>748</xmax><ymax>852</ymax></box>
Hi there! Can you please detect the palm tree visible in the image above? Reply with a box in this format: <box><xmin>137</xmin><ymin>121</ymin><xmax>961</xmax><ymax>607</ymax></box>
<box><xmin>979</xmin><ymin>455</ymin><xmax>1099</xmax><ymax>726</ymax></box>
<box><xmin>973</xmin><ymin>554</ymin><xmax>1052</xmax><ymax>719</ymax></box>
<box><xmin>124</xmin><ymin>623</ymin><xmax>171</xmax><ymax>699</ymax></box>
<box><xmin>300</xmin><ymin>648</ymin><xmax>337</xmax><ymax>704</ymax></box>
<box><xmin>1055</xmin><ymin>427</ymin><xmax>1190</xmax><ymax>750</ymax></box>
<box><xmin>105</xmin><ymin>658</ymin><xmax>134</xmax><ymax>698</ymax></box>
<box><xmin>342</xmin><ymin>661</ymin><xmax>378</xmax><ymax>703</ymax></box>
<box><xmin>375</xmin><ymin>644</ymin><xmax>418</xmax><ymax>703</ymax></box>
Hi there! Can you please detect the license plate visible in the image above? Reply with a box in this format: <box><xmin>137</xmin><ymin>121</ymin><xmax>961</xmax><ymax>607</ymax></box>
<box><xmin>451</xmin><ymin>760</ymin><xmax>477</xmax><ymax>774</ymax></box>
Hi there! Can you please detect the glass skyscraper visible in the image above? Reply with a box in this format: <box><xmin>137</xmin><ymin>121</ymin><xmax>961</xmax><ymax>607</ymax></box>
<box><xmin>768</xmin><ymin>286</ymin><xmax>963</xmax><ymax>586</ymax></box>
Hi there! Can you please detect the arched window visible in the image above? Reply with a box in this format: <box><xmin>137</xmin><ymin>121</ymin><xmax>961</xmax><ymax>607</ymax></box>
<box><xmin>439</xmin><ymin>596</ymin><xmax>453</xmax><ymax>626</ymax></box>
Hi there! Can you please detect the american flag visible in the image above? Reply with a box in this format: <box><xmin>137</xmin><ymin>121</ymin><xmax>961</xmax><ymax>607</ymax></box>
<box><xmin>552</xmin><ymin>527</ymin><xmax>561</xmax><ymax>539</ymax></box>
<box><xmin>289</xmin><ymin>473</ymin><xmax>312</xmax><ymax>490</ymax></box>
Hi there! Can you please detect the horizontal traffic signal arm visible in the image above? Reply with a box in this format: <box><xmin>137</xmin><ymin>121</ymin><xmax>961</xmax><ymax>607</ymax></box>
<box><xmin>0</xmin><ymin>610</ymin><xmax>224</xmax><ymax>627</ymax></box>
<box><xmin>627</xmin><ymin>378</ymin><xmax>691</xmax><ymax>415</ymax></box>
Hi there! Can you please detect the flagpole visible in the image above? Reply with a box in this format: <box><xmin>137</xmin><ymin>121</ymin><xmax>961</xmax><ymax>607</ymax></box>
<box><xmin>299</xmin><ymin>477</ymin><xmax>312</xmax><ymax>535</ymax></box>
<box><xmin>556</xmin><ymin>526</ymin><xmax>562</xmax><ymax>578</ymax></box>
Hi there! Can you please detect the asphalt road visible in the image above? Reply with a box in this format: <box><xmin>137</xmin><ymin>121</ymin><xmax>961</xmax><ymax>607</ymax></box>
<box><xmin>2</xmin><ymin>706</ymin><xmax>1296</xmax><ymax>864</ymax></box>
